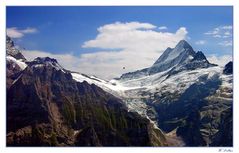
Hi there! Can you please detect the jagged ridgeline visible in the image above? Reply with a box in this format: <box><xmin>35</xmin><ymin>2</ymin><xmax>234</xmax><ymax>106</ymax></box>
<box><xmin>6</xmin><ymin>36</ymin><xmax>167</xmax><ymax>146</ymax></box>
<box><xmin>6</xmin><ymin>36</ymin><xmax>232</xmax><ymax>146</ymax></box>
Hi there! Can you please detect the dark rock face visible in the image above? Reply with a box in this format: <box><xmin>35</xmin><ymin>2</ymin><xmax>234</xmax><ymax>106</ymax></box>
<box><xmin>75</xmin><ymin>126</ymin><xmax>102</xmax><ymax>146</ymax></box>
<box><xmin>6</xmin><ymin>36</ymin><xmax>26</xmax><ymax>61</ymax></box>
<box><xmin>211</xmin><ymin>107</ymin><xmax>232</xmax><ymax>146</ymax></box>
<box><xmin>223</xmin><ymin>61</ymin><xmax>233</xmax><ymax>75</ymax></box>
<box><xmin>192</xmin><ymin>51</ymin><xmax>208</xmax><ymax>62</ymax></box>
<box><xmin>176</xmin><ymin>110</ymin><xmax>206</xmax><ymax>146</ymax></box>
<box><xmin>6</xmin><ymin>36</ymin><xmax>27</xmax><ymax>89</ymax></box>
<box><xmin>31</xmin><ymin>57</ymin><xmax>58</xmax><ymax>64</ymax></box>
<box><xmin>7</xmin><ymin>58</ymin><xmax>167</xmax><ymax>146</ymax></box>
<box><xmin>166</xmin><ymin>51</ymin><xmax>217</xmax><ymax>77</ymax></box>
<box><xmin>6</xmin><ymin>59</ymin><xmax>23</xmax><ymax>89</ymax></box>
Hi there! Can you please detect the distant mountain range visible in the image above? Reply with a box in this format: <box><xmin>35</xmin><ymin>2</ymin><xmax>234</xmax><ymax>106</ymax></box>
<box><xmin>6</xmin><ymin>36</ymin><xmax>232</xmax><ymax>146</ymax></box>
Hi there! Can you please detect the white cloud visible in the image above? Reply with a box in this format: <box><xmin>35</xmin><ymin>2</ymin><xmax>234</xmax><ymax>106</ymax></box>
<box><xmin>213</xmin><ymin>35</ymin><xmax>222</xmax><ymax>38</ymax></box>
<box><xmin>204</xmin><ymin>30</ymin><xmax>219</xmax><ymax>35</ymax></box>
<box><xmin>98</xmin><ymin>21</ymin><xmax>156</xmax><ymax>32</ymax></box>
<box><xmin>204</xmin><ymin>25</ymin><xmax>232</xmax><ymax>50</ymax></box>
<box><xmin>82</xmin><ymin>22</ymin><xmax>187</xmax><ymax>50</ymax></box>
<box><xmin>158</xmin><ymin>26</ymin><xmax>168</xmax><ymax>30</ymax></box>
<box><xmin>204</xmin><ymin>25</ymin><xmax>232</xmax><ymax>39</ymax></box>
<box><xmin>218</xmin><ymin>40</ymin><xmax>232</xmax><ymax>47</ymax></box>
<box><xmin>195</xmin><ymin>40</ymin><xmax>206</xmax><ymax>45</ymax></box>
<box><xmin>7</xmin><ymin>27</ymin><xmax>38</xmax><ymax>38</ymax></box>
<box><xmin>207</xmin><ymin>54</ymin><xmax>232</xmax><ymax>66</ymax></box>
<box><xmin>221</xmin><ymin>25</ymin><xmax>232</xmax><ymax>30</ymax></box>
<box><xmin>224</xmin><ymin>31</ymin><xmax>231</xmax><ymax>36</ymax></box>
<box><xmin>22</xmin><ymin>22</ymin><xmax>188</xmax><ymax>80</ymax></box>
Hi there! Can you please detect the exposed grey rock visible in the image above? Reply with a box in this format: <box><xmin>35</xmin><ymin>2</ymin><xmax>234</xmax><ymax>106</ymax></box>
<box><xmin>223</xmin><ymin>61</ymin><xmax>233</xmax><ymax>75</ymax></box>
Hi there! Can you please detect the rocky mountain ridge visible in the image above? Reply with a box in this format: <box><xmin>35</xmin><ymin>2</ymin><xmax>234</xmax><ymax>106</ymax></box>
<box><xmin>6</xmin><ymin>36</ymin><xmax>233</xmax><ymax>146</ymax></box>
<box><xmin>6</xmin><ymin>36</ymin><xmax>167</xmax><ymax>146</ymax></box>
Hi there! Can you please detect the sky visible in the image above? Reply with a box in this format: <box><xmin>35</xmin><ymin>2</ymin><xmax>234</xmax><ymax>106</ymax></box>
<box><xmin>7</xmin><ymin>6</ymin><xmax>233</xmax><ymax>80</ymax></box>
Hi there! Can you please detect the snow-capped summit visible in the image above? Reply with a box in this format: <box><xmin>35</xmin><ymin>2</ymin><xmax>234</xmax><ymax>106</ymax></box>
<box><xmin>119</xmin><ymin>40</ymin><xmax>218</xmax><ymax>81</ymax></box>
<box><xmin>149</xmin><ymin>40</ymin><xmax>196</xmax><ymax>75</ymax></box>
<box><xmin>119</xmin><ymin>40</ymin><xmax>200</xmax><ymax>80</ymax></box>
<box><xmin>33</xmin><ymin>57</ymin><xmax>58</xmax><ymax>64</ymax></box>
<box><xmin>175</xmin><ymin>39</ymin><xmax>193</xmax><ymax>50</ymax></box>
<box><xmin>6</xmin><ymin>36</ymin><xmax>27</xmax><ymax>71</ymax></box>
<box><xmin>153</xmin><ymin>40</ymin><xmax>195</xmax><ymax>66</ymax></box>
<box><xmin>28</xmin><ymin>57</ymin><xmax>65</xmax><ymax>71</ymax></box>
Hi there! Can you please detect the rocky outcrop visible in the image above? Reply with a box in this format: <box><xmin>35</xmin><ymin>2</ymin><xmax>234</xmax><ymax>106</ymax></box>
<box><xmin>6</xmin><ymin>36</ymin><xmax>26</xmax><ymax>60</ymax></box>
<box><xmin>211</xmin><ymin>107</ymin><xmax>232</xmax><ymax>146</ymax></box>
<box><xmin>223</xmin><ymin>61</ymin><xmax>233</xmax><ymax>75</ymax></box>
<box><xmin>167</xmin><ymin>51</ymin><xmax>217</xmax><ymax>77</ymax></box>
<box><xmin>6</xmin><ymin>58</ymin><xmax>23</xmax><ymax>89</ymax></box>
<box><xmin>176</xmin><ymin>110</ymin><xmax>206</xmax><ymax>146</ymax></box>
<box><xmin>6</xmin><ymin>36</ymin><xmax>27</xmax><ymax>89</ymax></box>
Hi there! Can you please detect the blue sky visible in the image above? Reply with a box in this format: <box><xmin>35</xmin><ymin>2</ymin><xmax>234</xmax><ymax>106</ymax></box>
<box><xmin>6</xmin><ymin>6</ymin><xmax>233</xmax><ymax>79</ymax></box>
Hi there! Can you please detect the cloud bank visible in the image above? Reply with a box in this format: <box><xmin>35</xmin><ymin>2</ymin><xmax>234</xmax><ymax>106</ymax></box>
<box><xmin>7</xmin><ymin>27</ymin><xmax>38</xmax><ymax>38</ymax></box>
<box><xmin>207</xmin><ymin>54</ymin><xmax>232</xmax><ymax>66</ymax></box>
<box><xmin>82</xmin><ymin>22</ymin><xmax>187</xmax><ymax>51</ymax></box>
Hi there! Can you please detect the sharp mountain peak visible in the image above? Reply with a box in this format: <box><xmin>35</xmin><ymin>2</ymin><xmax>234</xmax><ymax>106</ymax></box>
<box><xmin>33</xmin><ymin>57</ymin><xmax>58</xmax><ymax>64</ymax></box>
